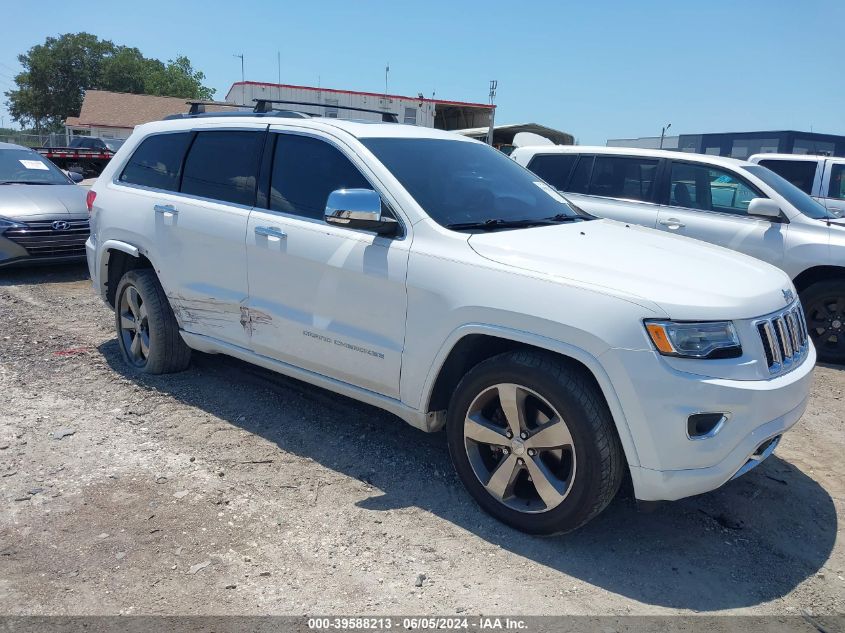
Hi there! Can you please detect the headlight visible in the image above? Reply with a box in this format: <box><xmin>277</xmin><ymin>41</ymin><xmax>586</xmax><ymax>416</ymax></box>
<box><xmin>0</xmin><ymin>216</ymin><xmax>26</xmax><ymax>230</ymax></box>
<box><xmin>645</xmin><ymin>320</ymin><xmax>741</xmax><ymax>359</ymax></box>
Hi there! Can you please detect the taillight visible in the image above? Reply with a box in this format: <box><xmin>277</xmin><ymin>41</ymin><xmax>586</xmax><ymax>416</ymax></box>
<box><xmin>86</xmin><ymin>190</ymin><xmax>97</xmax><ymax>217</ymax></box>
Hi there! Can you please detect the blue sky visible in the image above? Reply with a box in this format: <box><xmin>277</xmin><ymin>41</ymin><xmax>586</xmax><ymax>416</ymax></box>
<box><xmin>1</xmin><ymin>0</ymin><xmax>842</xmax><ymax>144</ymax></box>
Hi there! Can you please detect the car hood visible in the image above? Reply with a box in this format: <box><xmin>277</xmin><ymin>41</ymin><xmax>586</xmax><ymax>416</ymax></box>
<box><xmin>468</xmin><ymin>219</ymin><xmax>793</xmax><ymax>320</ymax></box>
<box><xmin>0</xmin><ymin>184</ymin><xmax>87</xmax><ymax>219</ymax></box>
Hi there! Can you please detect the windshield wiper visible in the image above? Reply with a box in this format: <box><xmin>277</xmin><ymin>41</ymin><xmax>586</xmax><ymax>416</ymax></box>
<box><xmin>544</xmin><ymin>213</ymin><xmax>589</xmax><ymax>223</ymax></box>
<box><xmin>445</xmin><ymin>218</ymin><xmax>560</xmax><ymax>231</ymax></box>
<box><xmin>0</xmin><ymin>180</ymin><xmax>56</xmax><ymax>185</ymax></box>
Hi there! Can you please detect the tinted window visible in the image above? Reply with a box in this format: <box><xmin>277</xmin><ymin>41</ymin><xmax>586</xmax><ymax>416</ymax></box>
<box><xmin>181</xmin><ymin>131</ymin><xmax>263</xmax><ymax>206</ymax></box>
<box><xmin>758</xmin><ymin>159</ymin><xmax>817</xmax><ymax>194</ymax></box>
<box><xmin>567</xmin><ymin>155</ymin><xmax>593</xmax><ymax>194</ymax></box>
<box><xmin>828</xmin><ymin>164</ymin><xmax>845</xmax><ymax>200</ymax></box>
<box><xmin>119</xmin><ymin>132</ymin><xmax>192</xmax><ymax>191</ymax></box>
<box><xmin>670</xmin><ymin>162</ymin><xmax>760</xmax><ymax>215</ymax></box>
<box><xmin>361</xmin><ymin>138</ymin><xmax>584</xmax><ymax>227</ymax></box>
<box><xmin>743</xmin><ymin>165</ymin><xmax>834</xmax><ymax>220</ymax></box>
<box><xmin>270</xmin><ymin>134</ymin><xmax>370</xmax><ymax>219</ymax></box>
<box><xmin>588</xmin><ymin>156</ymin><xmax>658</xmax><ymax>202</ymax></box>
<box><xmin>527</xmin><ymin>154</ymin><xmax>577</xmax><ymax>190</ymax></box>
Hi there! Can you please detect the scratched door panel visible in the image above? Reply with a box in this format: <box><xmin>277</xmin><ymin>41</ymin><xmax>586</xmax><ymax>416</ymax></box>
<box><xmin>245</xmin><ymin>211</ymin><xmax>409</xmax><ymax>399</ymax></box>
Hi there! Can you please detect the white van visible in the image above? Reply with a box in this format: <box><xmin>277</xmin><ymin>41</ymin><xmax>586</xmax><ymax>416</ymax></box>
<box><xmin>512</xmin><ymin>145</ymin><xmax>845</xmax><ymax>363</ymax></box>
<box><xmin>749</xmin><ymin>153</ymin><xmax>845</xmax><ymax>217</ymax></box>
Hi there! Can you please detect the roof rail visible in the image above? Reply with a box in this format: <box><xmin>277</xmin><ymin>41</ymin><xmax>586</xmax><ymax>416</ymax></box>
<box><xmin>253</xmin><ymin>98</ymin><xmax>399</xmax><ymax>122</ymax></box>
<box><xmin>184</xmin><ymin>100</ymin><xmax>249</xmax><ymax>115</ymax></box>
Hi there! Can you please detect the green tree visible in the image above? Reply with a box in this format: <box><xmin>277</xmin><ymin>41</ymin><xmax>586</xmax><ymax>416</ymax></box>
<box><xmin>143</xmin><ymin>56</ymin><xmax>215</xmax><ymax>101</ymax></box>
<box><xmin>5</xmin><ymin>33</ymin><xmax>215</xmax><ymax>131</ymax></box>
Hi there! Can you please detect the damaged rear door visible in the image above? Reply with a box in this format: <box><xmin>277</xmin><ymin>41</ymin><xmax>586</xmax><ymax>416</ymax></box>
<box><xmin>155</xmin><ymin>125</ymin><xmax>266</xmax><ymax>347</ymax></box>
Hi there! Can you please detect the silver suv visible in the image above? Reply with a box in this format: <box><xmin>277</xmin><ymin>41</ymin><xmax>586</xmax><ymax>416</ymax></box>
<box><xmin>513</xmin><ymin>145</ymin><xmax>845</xmax><ymax>363</ymax></box>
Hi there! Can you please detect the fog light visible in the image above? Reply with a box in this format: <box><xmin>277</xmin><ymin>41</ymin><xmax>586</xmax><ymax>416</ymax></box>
<box><xmin>687</xmin><ymin>413</ymin><xmax>728</xmax><ymax>439</ymax></box>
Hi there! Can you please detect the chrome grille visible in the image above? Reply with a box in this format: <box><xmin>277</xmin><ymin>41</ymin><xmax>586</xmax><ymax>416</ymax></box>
<box><xmin>756</xmin><ymin>303</ymin><xmax>809</xmax><ymax>375</ymax></box>
<box><xmin>3</xmin><ymin>219</ymin><xmax>89</xmax><ymax>259</ymax></box>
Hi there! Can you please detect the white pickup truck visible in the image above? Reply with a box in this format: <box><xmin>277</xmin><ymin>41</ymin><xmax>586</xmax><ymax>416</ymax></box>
<box><xmin>749</xmin><ymin>153</ymin><xmax>845</xmax><ymax>217</ymax></box>
<box><xmin>85</xmin><ymin>113</ymin><xmax>814</xmax><ymax>534</ymax></box>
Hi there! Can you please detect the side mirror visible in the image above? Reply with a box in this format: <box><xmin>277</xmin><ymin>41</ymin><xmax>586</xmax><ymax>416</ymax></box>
<box><xmin>324</xmin><ymin>188</ymin><xmax>398</xmax><ymax>235</ymax></box>
<box><xmin>747</xmin><ymin>198</ymin><xmax>783</xmax><ymax>220</ymax></box>
<box><xmin>64</xmin><ymin>170</ymin><xmax>84</xmax><ymax>184</ymax></box>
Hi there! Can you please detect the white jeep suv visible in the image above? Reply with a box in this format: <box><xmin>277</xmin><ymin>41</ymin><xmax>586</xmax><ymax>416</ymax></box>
<box><xmin>86</xmin><ymin>114</ymin><xmax>814</xmax><ymax>534</ymax></box>
<box><xmin>512</xmin><ymin>145</ymin><xmax>845</xmax><ymax>364</ymax></box>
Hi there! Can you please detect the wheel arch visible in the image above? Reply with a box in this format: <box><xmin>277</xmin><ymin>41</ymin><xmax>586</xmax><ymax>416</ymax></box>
<box><xmin>422</xmin><ymin>325</ymin><xmax>641</xmax><ymax>469</ymax></box>
<box><xmin>793</xmin><ymin>265</ymin><xmax>845</xmax><ymax>293</ymax></box>
<box><xmin>101</xmin><ymin>241</ymin><xmax>155</xmax><ymax>307</ymax></box>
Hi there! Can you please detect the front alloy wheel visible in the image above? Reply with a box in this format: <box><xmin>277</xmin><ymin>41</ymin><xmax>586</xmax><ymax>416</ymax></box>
<box><xmin>446</xmin><ymin>351</ymin><xmax>623</xmax><ymax>535</ymax></box>
<box><xmin>464</xmin><ymin>383</ymin><xmax>576</xmax><ymax>513</ymax></box>
<box><xmin>801</xmin><ymin>280</ymin><xmax>845</xmax><ymax>364</ymax></box>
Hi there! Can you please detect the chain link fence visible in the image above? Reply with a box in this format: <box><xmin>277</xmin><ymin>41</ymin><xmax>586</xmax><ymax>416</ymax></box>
<box><xmin>0</xmin><ymin>131</ymin><xmax>71</xmax><ymax>148</ymax></box>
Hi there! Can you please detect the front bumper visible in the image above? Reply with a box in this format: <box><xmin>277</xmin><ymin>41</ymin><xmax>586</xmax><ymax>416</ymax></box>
<box><xmin>603</xmin><ymin>344</ymin><xmax>815</xmax><ymax>501</ymax></box>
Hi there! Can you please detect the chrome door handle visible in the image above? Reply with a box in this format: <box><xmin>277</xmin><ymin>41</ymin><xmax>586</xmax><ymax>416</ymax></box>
<box><xmin>255</xmin><ymin>226</ymin><xmax>287</xmax><ymax>239</ymax></box>
<box><xmin>154</xmin><ymin>204</ymin><xmax>177</xmax><ymax>215</ymax></box>
<box><xmin>659</xmin><ymin>218</ymin><xmax>685</xmax><ymax>229</ymax></box>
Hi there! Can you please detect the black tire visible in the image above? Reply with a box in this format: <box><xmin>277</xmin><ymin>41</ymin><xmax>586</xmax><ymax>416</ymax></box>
<box><xmin>800</xmin><ymin>280</ymin><xmax>845</xmax><ymax>364</ymax></box>
<box><xmin>446</xmin><ymin>350</ymin><xmax>624</xmax><ymax>535</ymax></box>
<box><xmin>114</xmin><ymin>269</ymin><xmax>191</xmax><ymax>374</ymax></box>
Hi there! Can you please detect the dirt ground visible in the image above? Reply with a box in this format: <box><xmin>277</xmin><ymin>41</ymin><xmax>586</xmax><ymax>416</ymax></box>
<box><xmin>0</xmin><ymin>264</ymin><xmax>842</xmax><ymax>616</ymax></box>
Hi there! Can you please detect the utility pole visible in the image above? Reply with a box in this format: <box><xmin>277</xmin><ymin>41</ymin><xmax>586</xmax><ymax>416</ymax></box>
<box><xmin>277</xmin><ymin>51</ymin><xmax>282</xmax><ymax>99</ymax></box>
<box><xmin>487</xmin><ymin>80</ymin><xmax>497</xmax><ymax>146</ymax></box>
<box><xmin>660</xmin><ymin>122</ymin><xmax>671</xmax><ymax>149</ymax></box>
<box><xmin>233</xmin><ymin>53</ymin><xmax>245</xmax><ymax>83</ymax></box>
<box><xmin>385</xmin><ymin>63</ymin><xmax>390</xmax><ymax>95</ymax></box>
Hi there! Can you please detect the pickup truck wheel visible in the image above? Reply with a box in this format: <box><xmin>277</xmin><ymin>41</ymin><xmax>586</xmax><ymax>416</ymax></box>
<box><xmin>446</xmin><ymin>351</ymin><xmax>623</xmax><ymax>535</ymax></box>
<box><xmin>801</xmin><ymin>280</ymin><xmax>845</xmax><ymax>364</ymax></box>
<box><xmin>114</xmin><ymin>269</ymin><xmax>191</xmax><ymax>374</ymax></box>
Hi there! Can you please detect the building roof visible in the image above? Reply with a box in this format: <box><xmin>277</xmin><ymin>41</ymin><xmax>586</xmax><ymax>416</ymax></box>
<box><xmin>65</xmin><ymin>90</ymin><xmax>231</xmax><ymax>129</ymax></box>
<box><xmin>227</xmin><ymin>81</ymin><xmax>494</xmax><ymax>110</ymax></box>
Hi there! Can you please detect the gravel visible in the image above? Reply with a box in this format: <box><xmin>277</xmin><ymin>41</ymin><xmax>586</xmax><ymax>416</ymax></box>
<box><xmin>0</xmin><ymin>263</ymin><xmax>843</xmax><ymax>616</ymax></box>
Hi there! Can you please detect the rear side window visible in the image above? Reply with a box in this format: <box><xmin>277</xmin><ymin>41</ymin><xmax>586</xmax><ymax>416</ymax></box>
<box><xmin>829</xmin><ymin>164</ymin><xmax>845</xmax><ymax>200</ymax></box>
<box><xmin>119</xmin><ymin>133</ymin><xmax>192</xmax><ymax>191</ymax></box>
<box><xmin>567</xmin><ymin>156</ymin><xmax>594</xmax><ymax>194</ymax></box>
<box><xmin>588</xmin><ymin>156</ymin><xmax>659</xmax><ymax>202</ymax></box>
<box><xmin>526</xmin><ymin>154</ymin><xmax>578</xmax><ymax>191</ymax></box>
<box><xmin>270</xmin><ymin>134</ymin><xmax>369</xmax><ymax>220</ymax></box>
<box><xmin>759</xmin><ymin>159</ymin><xmax>817</xmax><ymax>195</ymax></box>
<box><xmin>180</xmin><ymin>131</ymin><xmax>264</xmax><ymax>206</ymax></box>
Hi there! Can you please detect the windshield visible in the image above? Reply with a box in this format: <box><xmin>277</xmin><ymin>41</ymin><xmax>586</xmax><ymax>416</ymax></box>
<box><xmin>361</xmin><ymin>138</ymin><xmax>584</xmax><ymax>228</ymax></box>
<box><xmin>743</xmin><ymin>164</ymin><xmax>834</xmax><ymax>220</ymax></box>
<box><xmin>0</xmin><ymin>149</ymin><xmax>70</xmax><ymax>185</ymax></box>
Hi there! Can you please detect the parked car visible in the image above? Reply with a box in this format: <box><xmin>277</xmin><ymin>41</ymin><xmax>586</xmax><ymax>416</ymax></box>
<box><xmin>37</xmin><ymin>137</ymin><xmax>125</xmax><ymax>178</ymax></box>
<box><xmin>86</xmin><ymin>116</ymin><xmax>814</xmax><ymax>534</ymax></box>
<box><xmin>69</xmin><ymin>136</ymin><xmax>126</xmax><ymax>153</ymax></box>
<box><xmin>748</xmin><ymin>153</ymin><xmax>845</xmax><ymax>217</ymax></box>
<box><xmin>0</xmin><ymin>142</ymin><xmax>90</xmax><ymax>267</ymax></box>
<box><xmin>512</xmin><ymin>145</ymin><xmax>845</xmax><ymax>363</ymax></box>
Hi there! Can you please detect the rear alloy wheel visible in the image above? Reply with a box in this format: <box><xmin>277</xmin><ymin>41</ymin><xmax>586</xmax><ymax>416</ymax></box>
<box><xmin>446</xmin><ymin>350</ymin><xmax>623</xmax><ymax>535</ymax></box>
<box><xmin>114</xmin><ymin>269</ymin><xmax>191</xmax><ymax>374</ymax></box>
<box><xmin>119</xmin><ymin>285</ymin><xmax>151</xmax><ymax>367</ymax></box>
<box><xmin>801</xmin><ymin>280</ymin><xmax>845</xmax><ymax>364</ymax></box>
